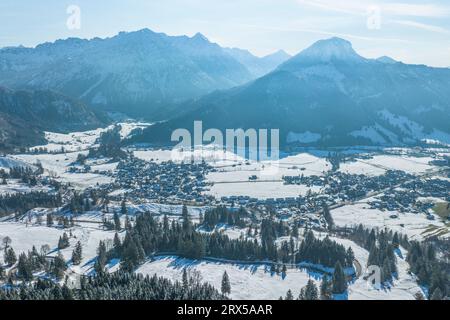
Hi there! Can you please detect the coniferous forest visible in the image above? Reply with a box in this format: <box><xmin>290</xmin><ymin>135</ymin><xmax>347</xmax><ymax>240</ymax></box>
<box><xmin>0</xmin><ymin>271</ymin><xmax>225</xmax><ymax>300</ymax></box>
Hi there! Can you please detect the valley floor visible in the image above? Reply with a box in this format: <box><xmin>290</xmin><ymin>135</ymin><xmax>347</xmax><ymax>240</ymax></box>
<box><xmin>0</xmin><ymin>122</ymin><xmax>449</xmax><ymax>300</ymax></box>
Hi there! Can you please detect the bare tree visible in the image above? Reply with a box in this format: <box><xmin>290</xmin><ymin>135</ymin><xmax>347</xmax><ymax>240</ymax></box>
<box><xmin>40</xmin><ymin>244</ymin><xmax>51</xmax><ymax>256</ymax></box>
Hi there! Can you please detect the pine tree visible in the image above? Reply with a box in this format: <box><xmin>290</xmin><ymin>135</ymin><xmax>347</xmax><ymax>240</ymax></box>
<box><xmin>292</xmin><ymin>224</ymin><xmax>299</xmax><ymax>238</ymax></box>
<box><xmin>182</xmin><ymin>268</ymin><xmax>189</xmax><ymax>291</ymax></box>
<box><xmin>125</xmin><ymin>215</ymin><xmax>132</xmax><ymax>230</ymax></box>
<box><xmin>346</xmin><ymin>247</ymin><xmax>355</xmax><ymax>266</ymax></box>
<box><xmin>5</xmin><ymin>247</ymin><xmax>17</xmax><ymax>266</ymax></box>
<box><xmin>299</xmin><ymin>279</ymin><xmax>319</xmax><ymax>300</ymax></box>
<box><xmin>113</xmin><ymin>233</ymin><xmax>122</xmax><ymax>257</ymax></box>
<box><xmin>0</xmin><ymin>265</ymin><xmax>5</xmax><ymax>280</ymax></box>
<box><xmin>430</xmin><ymin>288</ymin><xmax>443</xmax><ymax>301</ymax></box>
<box><xmin>17</xmin><ymin>253</ymin><xmax>33</xmax><ymax>281</ymax></box>
<box><xmin>71</xmin><ymin>241</ymin><xmax>83</xmax><ymax>265</ymax></box>
<box><xmin>332</xmin><ymin>261</ymin><xmax>347</xmax><ymax>294</ymax></box>
<box><xmin>323</xmin><ymin>204</ymin><xmax>334</xmax><ymax>230</ymax></box>
<box><xmin>113</xmin><ymin>212</ymin><xmax>121</xmax><ymax>231</ymax></box>
<box><xmin>414</xmin><ymin>292</ymin><xmax>425</xmax><ymax>300</ymax></box>
<box><xmin>182</xmin><ymin>204</ymin><xmax>191</xmax><ymax>233</ymax></box>
<box><xmin>221</xmin><ymin>271</ymin><xmax>231</xmax><ymax>296</ymax></box>
<box><xmin>53</xmin><ymin>252</ymin><xmax>67</xmax><ymax>280</ymax></box>
<box><xmin>320</xmin><ymin>276</ymin><xmax>333</xmax><ymax>300</ymax></box>
<box><xmin>285</xmin><ymin>289</ymin><xmax>294</xmax><ymax>300</ymax></box>
<box><xmin>392</xmin><ymin>232</ymin><xmax>400</xmax><ymax>249</ymax></box>
<box><xmin>46</xmin><ymin>214</ymin><xmax>54</xmax><ymax>227</ymax></box>
<box><xmin>94</xmin><ymin>241</ymin><xmax>108</xmax><ymax>273</ymax></box>
<box><xmin>58</xmin><ymin>232</ymin><xmax>70</xmax><ymax>249</ymax></box>
<box><xmin>61</xmin><ymin>284</ymin><xmax>74</xmax><ymax>300</ymax></box>
<box><xmin>121</xmin><ymin>199</ymin><xmax>127</xmax><ymax>216</ymax></box>
<box><xmin>382</xmin><ymin>258</ymin><xmax>392</xmax><ymax>283</ymax></box>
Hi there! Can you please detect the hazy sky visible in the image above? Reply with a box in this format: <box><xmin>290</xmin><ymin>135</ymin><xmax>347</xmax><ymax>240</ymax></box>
<box><xmin>1</xmin><ymin>0</ymin><xmax>450</xmax><ymax>67</ymax></box>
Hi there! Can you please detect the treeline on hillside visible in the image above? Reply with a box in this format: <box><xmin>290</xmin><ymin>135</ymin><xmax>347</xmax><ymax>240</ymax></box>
<box><xmin>67</xmin><ymin>190</ymin><xmax>101</xmax><ymax>214</ymax></box>
<box><xmin>100</xmin><ymin>210</ymin><xmax>277</xmax><ymax>272</ymax></box>
<box><xmin>201</xmin><ymin>206</ymin><xmax>248</xmax><ymax>230</ymax></box>
<box><xmin>0</xmin><ymin>270</ymin><xmax>225</xmax><ymax>300</ymax></box>
<box><xmin>344</xmin><ymin>225</ymin><xmax>402</xmax><ymax>283</ymax></box>
<box><xmin>295</xmin><ymin>231</ymin><xmax>354</xmax><ymax>268</ymax></box>
<box><xmin>1</xmin><ymin>165</ymin><xmax>43</xmax><ymax>186</ymax></box>
<box><xmin>94</xmin><ymin>206</ymin><xmax>354</xmax><ymax>273</ymax></box>
<box><xmin>0</xmin><ymin>191</ymin><xmax>62</xmax><ymax>217</ymax></box>
<box><xmin>88</xmin><ymin>126</ymin><xmax>127</xmax><ymax>159</ymax></box>
<box><xmin>1</xmin><ymin>245</ymin><xmax>65</xmax><ymax>283</ymax></box>
<box><xmin>407</xmin><ymin>241</ymin><xmax>449</xmax><ymax>300</ymax></box>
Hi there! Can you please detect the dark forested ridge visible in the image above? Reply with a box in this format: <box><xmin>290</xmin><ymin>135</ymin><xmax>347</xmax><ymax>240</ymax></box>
<box><xmin>0</xmin><ymin>86</ymin><xmax>107</xmax><ymax>151</ymax></box>
<box><xmin>0</xmin><ymin>271</ymin><xmax>225</xmax><ymax>300</ymax></box>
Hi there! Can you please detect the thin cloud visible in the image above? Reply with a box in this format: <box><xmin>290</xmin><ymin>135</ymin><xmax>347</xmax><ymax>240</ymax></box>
<box><xmin>392</xmin><ymin>20</ymin><xmax>450</xmax><ymax>34</ymax></box>
<box><xmin>384</xmin><ymin>3</ymin><xmax>450</xmax><ymax>18</ymax></box>
<box><xmin>297</xmin><ymin>0</ymin><xmax>366</xmax><ymax>16</ymax></box>
<box><xmin>236</xmin><ymin>22</ymin><xmax>422</xmax><ymax>45</ymax></box>
<box><xmin>297</xmin><ymin>0</ymin><xmax>450</xmax><ymax>18</ymax></box>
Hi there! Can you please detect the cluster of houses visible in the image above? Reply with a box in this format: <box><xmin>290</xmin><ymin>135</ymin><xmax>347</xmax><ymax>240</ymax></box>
<box><xmin>115</xmin><ymin>157</ymin><xmax>215</xmax><ymax>204</ymax></box>
<box><xmin>368</xmin><ymin>177</ymin><xmax>450</xmax><ymax>219</ymax></box>
<box><xmin>283</xmin><ymin>170</ymin><xmax>415</xmax><ymax>203</ymax></box>
<box><xmin>219</xmin><ymin>193</ymin><xmax>329</xmax><ymax>210</ymax></box>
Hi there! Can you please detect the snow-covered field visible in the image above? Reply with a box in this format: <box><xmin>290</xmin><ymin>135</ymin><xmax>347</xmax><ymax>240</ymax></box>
<box><xmin>11</xmin><ymin>152</ymin><xmax>113</xmax><ymax>189</ymax></box>
<box><xmin>137</xmin><ymin>256</ymin><xmax>320</xmax><ymax>300</ymax></box>
<box><xmin>31</xmin><ymin>128</ymin><xmax>106</xmax><ymax>153</ymax></box>
<box><xmin>0</xmin><ymin>218</ymin><xmax>121</xmax><ymax>275</ymax></box>
<box><xmin>326</xmin><ymin>236</ymin><xmax>422</xmax><ymax>300</ymax></box>
<box><xmin>338</xmin><ymin>154</ymin><xmax>436</xmax><ymax>176</ymax></box>
<box><xmin>136</xmin><ymin>235</ymin><xmax>422</xmax><ymax>300</ymax></box>
<box><xmin>0</xmin><ymin>156</ymin><xmax>33</xmax><ymax>171</ymax></box>
<box><xmin>331</xmin><ymin>200</ymin><xmax>449</xmax><ymax>240</ymax></box>
<box><xmin>29</xmin><ymin>122</ymin><xmax>150</xmax><ymax>153</ymax></box>
<box><xmin>348</xmin><ymin>247</ymin><xmax>421</xmax><ymax>300</ymax></box>
<box><xmin>0</xmin><ymin>222</ymin><xmax>64</xmax><ymax>260</ymax></box>
<box><xmin>206</xmin><ymin>181</ymin><xmax>321</xmax><ymax>199</ymax></box>
<box><xmin>0</xmin><ymin>179</ymin><xmax>52</xmax><ymax>196</ymax></box>
<box><xmin>1</xmin><ymin>123</ymin><xmax>448</xmax><ymax>300</ymax></box>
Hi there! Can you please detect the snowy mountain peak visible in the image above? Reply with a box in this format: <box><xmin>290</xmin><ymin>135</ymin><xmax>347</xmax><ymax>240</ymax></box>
<box><xmin>277</xmin><ymin>38</ymin><xmax>365</xmax><ymax>71</ymax></box>
<box><xmin>298</xmin><ymin>37</ymin><xmax>362</xmax><ymax>62</ymax></box>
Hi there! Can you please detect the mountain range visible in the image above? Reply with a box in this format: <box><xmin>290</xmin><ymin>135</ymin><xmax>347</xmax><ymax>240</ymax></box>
<box><xmin>1</xmin><ymin>30</ymin><xmax>450</xmax><ymax>149</ymax></box>
<box><xmin>130</xmin><ymin>37</ymin><xmax>450</xmax><ymax>147</ymax></box>
<box><xmin>0</xmin><ymin>29</ymin><xmax>290</xmax><ymax>119</ymax></box>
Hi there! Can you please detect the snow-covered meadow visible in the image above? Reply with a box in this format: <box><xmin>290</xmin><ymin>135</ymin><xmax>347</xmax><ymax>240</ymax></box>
<box><xmin>331</xmin><ymin>200</ymin><xmax>449</xmax><ymax>241</ymax></box>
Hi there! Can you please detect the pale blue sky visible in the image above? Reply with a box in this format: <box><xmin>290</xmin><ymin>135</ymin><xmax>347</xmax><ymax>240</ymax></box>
<box><xmin>1</xmin><ymin>0</ymin><xmax>450</xmax><ymax>66</ymax></box>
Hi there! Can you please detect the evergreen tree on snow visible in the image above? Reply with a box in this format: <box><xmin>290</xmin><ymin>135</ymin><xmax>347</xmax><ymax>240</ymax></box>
<box><xmin>71</xmin><ymin>241</ymin><xmax>83</xmax><ymax>265</ymax></box>
<box><xmin>332</xmin><ymin>261</ymin><xmax>347</xmax><ymax>294</ymax></box>
<box><xmin>221</xmin><ymin>271</ymin><xmax>231</xmax><ymax>296</ymax></box>
<box><xmin>285</xmin><ymin>289</ymin><xmax>294</xmax><ymax>300</ymax></box>
<box><xmin>320</xmin><ymin>276</ymin><xmax>333</xmax><ymax>300</ymax></box>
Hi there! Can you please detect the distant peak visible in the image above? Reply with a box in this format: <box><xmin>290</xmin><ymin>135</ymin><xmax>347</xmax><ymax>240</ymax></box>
<box><xmin>116</xmin><ymin>28</ymin><xmax>162</xmax><ymax>39</ymax></box>
<box><xmin>295</xmin><ymin>37</ymin><xmax>363</xmax><ymax>63</ymax></box>
<box><xmin>192</xmin><ymin>32</ymin><xmax>209</xmax><ymax>42</ymax></box>
<box><xmin>267</xmin><ymin>49</ymin><xmax>291</xmax><ymax>59</ymax></box>
<box><xmin>376</xmin><ymin>56</ymin><xmax>398</xmax><ymax>64</ymax></box>
<box><xmin>136</xmin><ymin>28</ymin><xmax>156</xmax><ymax>34</ymax></box>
